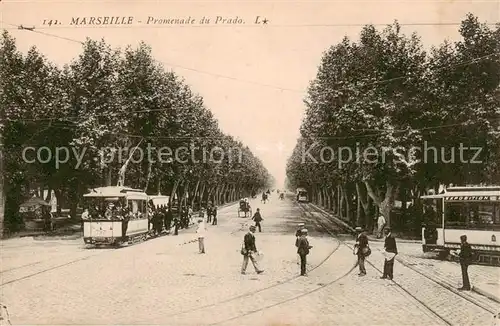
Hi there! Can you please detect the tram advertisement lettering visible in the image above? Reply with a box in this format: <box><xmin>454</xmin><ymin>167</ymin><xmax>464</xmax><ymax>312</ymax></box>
<box><xmin>445</xmin><ymin>196</ymin><xmax>498</xmax><ymax>201</ymax></box>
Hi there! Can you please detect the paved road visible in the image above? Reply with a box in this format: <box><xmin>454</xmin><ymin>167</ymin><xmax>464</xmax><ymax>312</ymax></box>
<box><xmin>1</xmin><ymin>193</ymin><xmax>498</xmax><ymax>325</ymax></box>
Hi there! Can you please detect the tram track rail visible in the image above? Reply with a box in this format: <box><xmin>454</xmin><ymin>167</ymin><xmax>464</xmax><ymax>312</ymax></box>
<box><xmin>0</xmin><ymin>247</ymin><xmax>119</xmax><ymax>287</ymax></box>
<box><xmin>303</xmin><ymin>202</ymin><xmax>499</xmax><ymax>324</ymax></box>
<box><xmin>205</xmin><ymin>200</ymin><xmax>451</xmax><ymax>326</ymax></box>
<box><xmin>200</xmin><ymin>202</ymin><xmax>358</xmax><ymax>326</ymax></box>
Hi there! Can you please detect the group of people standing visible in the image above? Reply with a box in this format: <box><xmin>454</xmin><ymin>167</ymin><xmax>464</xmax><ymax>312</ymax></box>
<box><xmin>354</xmin><ymin>225</ymin><xmax>473</xmax><ymax>291</ymax></box>
<box><xmin>149</xmin><ymin>205</ymin><xmax>175</xmax><ymax>236</ymax></box>
<box><xmin>354</xmin><ymin>226</ymin><xmax>398</xmax><ymax>279</ymax></box>
<box><xmin>149</xmin><ymin>203</ymin><xmax>218</xmax><ymax>238</ymax></box>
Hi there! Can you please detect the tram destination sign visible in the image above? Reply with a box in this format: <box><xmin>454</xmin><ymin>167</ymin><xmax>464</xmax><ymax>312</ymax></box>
<box><xmin>445</xmin><ymin>195</ymin><xmax>500</xmax><ymax>201</ymax></box>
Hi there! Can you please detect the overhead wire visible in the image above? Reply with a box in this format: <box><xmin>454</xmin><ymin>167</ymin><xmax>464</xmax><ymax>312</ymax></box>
<box><xmin>3</xmin><ymin>20</ymin><xmax>500</xmax><ymax>97</ymax></box>
<box><xmin>3</xmin><ymin>20</ymin><xmax>499</xmax><ymax>142</ymax></box>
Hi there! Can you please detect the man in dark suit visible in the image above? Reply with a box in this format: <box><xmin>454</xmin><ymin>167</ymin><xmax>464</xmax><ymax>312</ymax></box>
<box><xmin>381</xmin><ymin>227</ymin><xmax>398</xmax><ymax>280</ymax></box>
<box><xmin>354</xmin><ymin>227</ymin><xmax>368</xmax><ymax>276</ymax></box>
<box><xmin>252</xmin><ymin>208</ymin><xmax>263</xmax><ymax>232</ymax></box>
<box><xmin>241</xmin><ymin>225</ymin><xmax>264</xmax><ymax>275</ymax></box>
<box><xmin>297</xmin><ymin>229</ymin><xmax>313</xmax><ymax>276</ymax></box>
<box><xmin>458</xmin><ymin>234</ymin><xmax>473</xmax><ymax>290</ymax></box>
<box><xmin>212</xmin><ymin>206</ymin><xmax>218</xmax><ymax>225</ymax></box>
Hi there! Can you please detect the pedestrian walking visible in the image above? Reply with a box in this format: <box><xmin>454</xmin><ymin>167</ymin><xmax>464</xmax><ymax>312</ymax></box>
<box><xmin>212</xmin><ymin>206</ymin><xmax>218</xmax><ymax>225</ymax></box>
<box><xmin>353</xmin><ymin>227</ymin><xmax>370</xmax><ymax>276</ymax></box>
<box><xmin>196</xmin><ymin>219</ymin><xmax>206</xmax><ymax>254</ymax></box>
<box><xmin>381</xmin><ymin>228</ymin><xmax>397</xmax><ymax>280</ymax></box>
<box><xmin>457</xmin><ymin>234</ymin><xmax>473</xmax><ymax>290</ymax></box>
<box><xmin>241</xmin><ymin>225</ymin><xmax>264</xmax><ymax>275</ymax></box>
<box><xmin>295</xmin><ymin>223</ymin><xmax>305</xmax><ymax>264</ymax></box>
<box><xmin>377</xmin><ymin>214</ymin><xmax>386</xmax><ymax>238</ymax></box>
<box><xmin>297</xmin><ymin>228</ymin><xmax>312</xmax><ymax>276</ymax></box>
<box><xmin>252</xmin><ymin>208</ymin><xmax>263</xmax><ymax>232</ymax></box>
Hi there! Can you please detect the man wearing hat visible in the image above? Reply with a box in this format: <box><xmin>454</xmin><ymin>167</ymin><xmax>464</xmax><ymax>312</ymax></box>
<box><xmin>354</xmin><ymin>227</ymin><xmax>368</xmax><ymax>276</ymax></box>
<box><xmin>295</xmin><ymin>223</ymin><xmax>305</xmax><ymax>264</ymax></box>
<box><xmin>241</xmin><ymin>225</ymin><xmax>264</xmax><ymax>274</ymax></box>
<box><xmin>196</xmin><ymin>218</ymin><xmax>207</xmax><ymax>254</ymax></box>
<box><xmin>458</xmin><ymin>234</ymin><xmax>473</xmax><ymax>290</ymax></box>
<box><xmin>381</xmin><ymin>227</ymin><xmax>398</xmax><ymax>280</ymax></box>
<box><xmin>296</xmin><ymin>228</ymin><xmax>312</xmax><ymax>276</ymax></box>
<box><xmin>252</xmin><ymin>208</ymin><xmax>263</xmax><ymax>232</ymax></box>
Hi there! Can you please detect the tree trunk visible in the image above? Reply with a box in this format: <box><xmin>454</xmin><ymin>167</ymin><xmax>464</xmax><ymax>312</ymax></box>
<box><xmin>143</xmin><ymin>161</ymin><xmax>153</xmax><ymax>192</ymax></box>
<box><xmin>325</xmin><ymin>188</ymin><xmax>331</xmax><ymax>209</ymax></box>
<box><xmin>68</xmin><ymin>183</ymin><xmax>79</xmax><ymax>219</ymax></box>
<box><xmin>339</xmin><ymin>186</ymin><xmax>345</xmax><ymax>219</ymax></box>
<box><xmin>106</xmin><ymin>168</ymin><xmax>112</xmax><ymax>187</ymax></box>
<box><xmin>331</xmin><ymin>188</ymin><xmax>336</xmax><ymax>213</ymax></box>
<box><xmin>156</xmin><ymin>177</ymin><xmax>161</xmax><ymax>195</ymax></box>
<box><xmin>190</xmin><ymin>179</ymin><xmax>201</xmax><ymax>207</ymax></box>
<box><xmin>343</xmin><ymin>184</ymin><xmax>352</xmax><ymax>223</ymax></box>
<box><xmin>356</xmin><ymin>182</ymin><xmax>372</xmax><ymax>229</ymax></box>
<box><xmin>218</xmin><ymin>184</ymin><xmax>226</xmax><ymax>204</ymax></box>
<box><xmin>365</xmin><ymin>180</ymin><xmax>396</xmax><ymax>227</ymax></box>
<box><xmin>176</xmin><ymin>181</ymin><xmax>183</xmax><ymax>215</ymax></box>
<box><xmin>356</xmin><ymin>186</ymin><xmax>362</xmax><ymax>227</ymax></box>
<box><xmin>45</xmin><ymin>187</ymin><xmax>52</xmax><ymax>202</ymax></box>
<box><xmin>184</xmin><ymin>182</ymin><xmax>190</xmax><ymax>209</ymax></box>
<box><xmin>169</xmin><ymin>180</ymin><xmax>180</xmax><ymax>208</ymax></box>
<box><xmin>209</xmin><ymin>185</ymin><xmax>217</xmax><ymax>206</ymax></box>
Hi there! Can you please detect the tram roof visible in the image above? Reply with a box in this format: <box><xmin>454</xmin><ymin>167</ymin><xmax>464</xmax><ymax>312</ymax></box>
<box><xmin>83</xmin><ymin>186</ymin><xmax>147</xmax><ymax>198</ymax></box>
<box><xmin>420</xmin><ymin>186</ymin><xmax>500</xmax><ymax>200</ymax></box>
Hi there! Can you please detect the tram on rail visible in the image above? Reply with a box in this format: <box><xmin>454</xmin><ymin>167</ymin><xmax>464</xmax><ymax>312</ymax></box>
<box><xmin>420</xmin><ymin>186</ymin><xmax>500</xmax><ymax>265</ymax></box>
<box><xmin>82</xmin><ymin>186</ymin><xmax>149</xmax><ymax>246</ymax></box>
<box><xmin>296</xmin><ymin>188</ymin><xmax>309</xmax><ymax>203</ymax></box>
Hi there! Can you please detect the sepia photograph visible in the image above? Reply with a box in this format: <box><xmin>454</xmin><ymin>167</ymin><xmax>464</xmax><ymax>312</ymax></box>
<box><xmin>1</xmin><ymin>0</ymin><xmax>500</xmax><ymax>325</ymax></box>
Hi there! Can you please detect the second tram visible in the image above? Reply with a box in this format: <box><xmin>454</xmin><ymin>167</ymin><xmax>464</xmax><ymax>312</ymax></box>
<box><xmin>296</xmin><ymin>188</ymin><xmax>309</xmax><ymax>202</ymax></box>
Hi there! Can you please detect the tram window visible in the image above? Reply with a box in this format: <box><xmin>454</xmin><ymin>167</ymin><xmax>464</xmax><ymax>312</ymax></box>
<box><xmin>129</xmin><ymin>200</ymin><xmax>139</xmax><ymax>216</ymax></box>
<box><xmin>476</xmin><ymin>203</ymin><xmax>495</xmax><ymax>224</ymax></box>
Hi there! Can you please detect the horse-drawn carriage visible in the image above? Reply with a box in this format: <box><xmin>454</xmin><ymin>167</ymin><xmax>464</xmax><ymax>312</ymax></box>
<box><xmin>238</xmin><ymin>198</ymin><xmax>252</xmax><ymax>217</ymax></box>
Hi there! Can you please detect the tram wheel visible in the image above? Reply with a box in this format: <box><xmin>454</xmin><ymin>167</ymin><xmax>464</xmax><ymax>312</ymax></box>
<box><xmin>437</xmin><ymin>250</ymin><xmax>450</xmax><ymax>260</ymax></box>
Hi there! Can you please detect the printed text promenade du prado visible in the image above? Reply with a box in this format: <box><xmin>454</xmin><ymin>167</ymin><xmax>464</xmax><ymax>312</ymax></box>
<box><xmin>42</xmin><ymin>15</ymin><xmax>270</xmax><ymax>26</ymax></box>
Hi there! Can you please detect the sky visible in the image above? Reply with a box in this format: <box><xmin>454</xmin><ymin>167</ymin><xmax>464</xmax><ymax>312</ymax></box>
<box><xmin>2</xmin><ymin>0</ymin><xmax>499</xmax><ymax>188</ymax></box>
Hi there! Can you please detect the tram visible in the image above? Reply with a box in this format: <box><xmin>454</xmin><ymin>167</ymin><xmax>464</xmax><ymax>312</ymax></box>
<box><xmin>421</xmin><ymin>186</ymin><xmax>500</xmax><ymax>265</ymax></box>
<box><xmin>82</xmin><ymin>186</ymin><xmax>149</xmax><ymax>246</ymax></box>
<box><xmin>296</xmin><ymin>188</ymin><xmax>309</xmax><ymax>203</ymax></box>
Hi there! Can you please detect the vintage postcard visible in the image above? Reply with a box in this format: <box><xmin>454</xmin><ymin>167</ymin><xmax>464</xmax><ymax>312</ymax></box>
<box><xmin>1</xmin><ymin>0</ymin><xmax>499</xmax><ymax>325</ymax></box>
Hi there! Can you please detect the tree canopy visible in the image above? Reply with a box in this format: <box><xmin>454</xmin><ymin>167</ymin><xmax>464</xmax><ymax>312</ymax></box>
<box><xmin>286</xmin><ymin>14</ymin><xmax>500</xmax><ymax>232</ymax></box>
